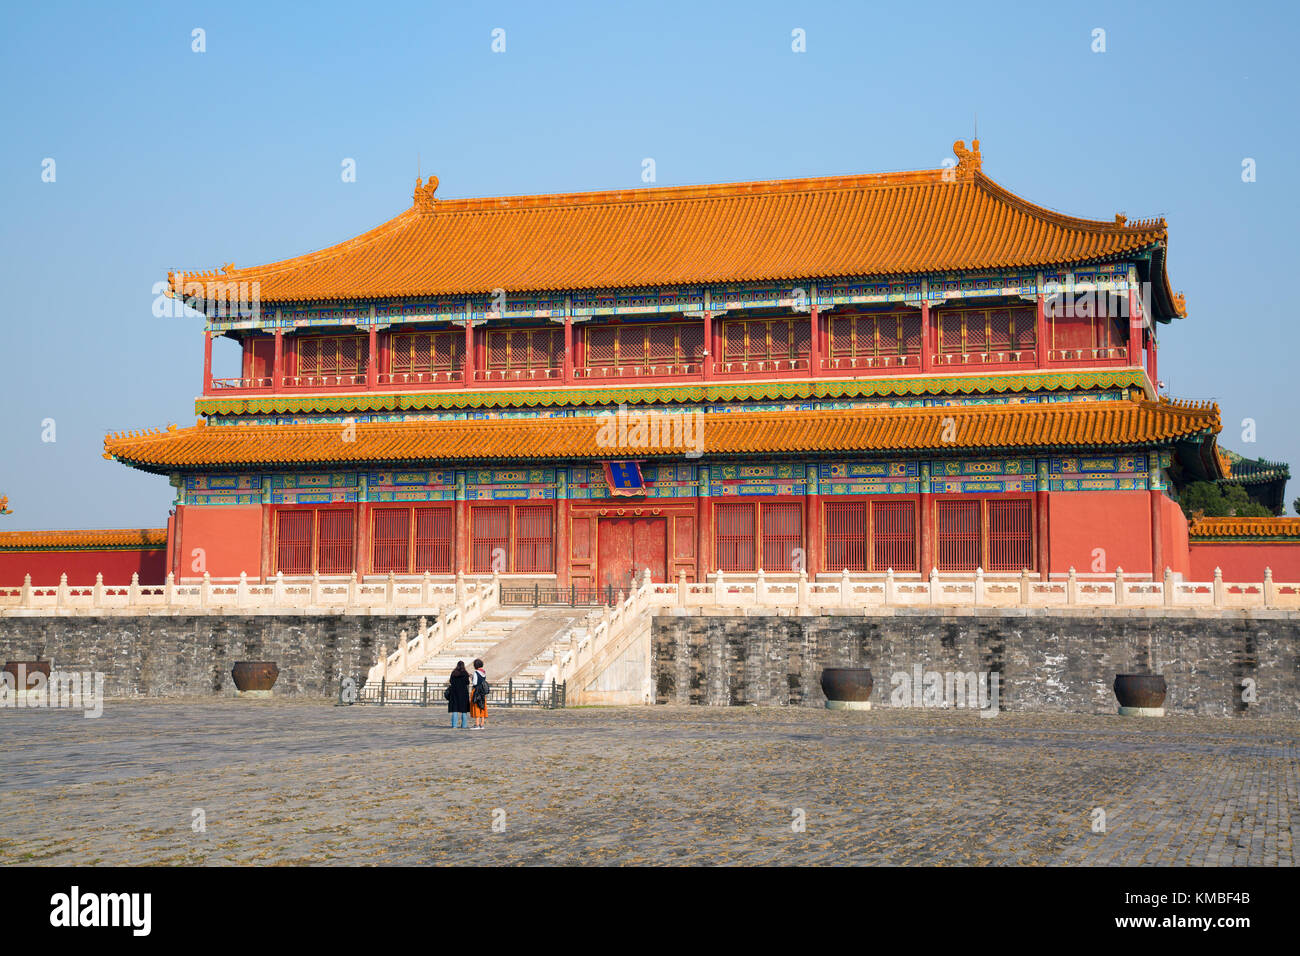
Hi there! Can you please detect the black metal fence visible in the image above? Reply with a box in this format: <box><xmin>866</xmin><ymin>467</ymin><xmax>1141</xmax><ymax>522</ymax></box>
<box><xmin>341</xmin><ymin>676</ymin><xmax>566</xmax><ymax>709</ymax></box>
<box><xmin>500</xmin><ymin>583</ymin><xmax>626</xmax><ymax>607</ymax></box>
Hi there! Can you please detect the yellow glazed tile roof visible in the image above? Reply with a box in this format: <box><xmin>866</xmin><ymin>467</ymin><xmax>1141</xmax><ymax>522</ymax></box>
<box><xmin>104</xmin><ymin>399</ymin><xmax>1219</xmax><ymax>472</ymax></box>
<box><xmin>169</xmin><ymin>142</ymin><xmax>1180</xmax><ymax>314</ymax></box>
<box><xmin>0</xmin><ymin>528</ymin><xmax>168</xmax><ymax>550</ymax></box>
<box><xmin>1188</xmin><ymin>517</ymin><xmax>1300</xmax><ymax>540</ymax></box>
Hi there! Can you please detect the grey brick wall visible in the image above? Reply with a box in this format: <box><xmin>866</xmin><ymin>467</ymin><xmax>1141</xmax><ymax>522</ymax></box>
<box><xmin>652</xmin><ymin>609</ymin><xmax>1300</xmax><ymax>716</ymax></box>
<box><xmin>0</xmin><ymin>615</ymin><xmax>417</xmax><ymax>698</ymax></box>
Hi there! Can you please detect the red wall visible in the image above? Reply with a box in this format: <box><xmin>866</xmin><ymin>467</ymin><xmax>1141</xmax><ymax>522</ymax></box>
<box><xmin>1048</xmin><ymin>491</ymin><xmax>1153</xmax><ymax>575</ymax></box>
<box><xmin>0</xmin><ymin>549</ymin><xmax>166</xmax><ymax>586</ymax></box>
<box><xmin>1189</xmin><ymin>542</ymin><xmax>1300</xmax><ymax>583</ymax></box>
<box><xmin>1158</xmin><ymin>493</ymin><xmax>1190</xmax><ymax>578</ymax></box>
<box><xmin>174</xmin><ymin>504</ymin><xmax>264</xmax><ymax>580</ymax></box>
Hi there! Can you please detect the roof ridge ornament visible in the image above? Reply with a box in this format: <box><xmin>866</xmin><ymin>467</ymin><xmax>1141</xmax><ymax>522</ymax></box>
<box><xmin>414</xmin><ymin>175</ymin><xmax>440</xmax><ymax>211</ymax></box>
<box><xmin>952</xmin><ymin>138</ymin><xmax>982</xmax><ymax>174</ymax></box>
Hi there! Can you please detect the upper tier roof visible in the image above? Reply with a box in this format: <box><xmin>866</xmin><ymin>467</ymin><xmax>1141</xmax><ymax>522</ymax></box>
<box><xmin>169</xmin><ymin>140</ymin><xmax>1184</xmax><ymax>321</ymax></box>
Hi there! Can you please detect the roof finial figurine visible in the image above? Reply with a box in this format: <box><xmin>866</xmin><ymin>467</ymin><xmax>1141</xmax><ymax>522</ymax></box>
<box><xmin>952</xmin><ymin>138</ymin><xmax>982</xmax><ymax>174</ymax></box>
<box><xmin>414</xmin><ymin>175</ymin><xmax>440</xmax><ymax>210</ymax></box>
<box><xmin>0</xmin><ymin>495</ymin><xmax>12</xmax><ymax>516</ymax></box>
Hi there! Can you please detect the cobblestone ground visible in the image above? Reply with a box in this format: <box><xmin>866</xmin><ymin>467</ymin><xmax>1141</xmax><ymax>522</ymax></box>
<box><xmin>0</xmin><ymin>700</ymin><xmax>1295</xmax><ymax>865</ymax></box>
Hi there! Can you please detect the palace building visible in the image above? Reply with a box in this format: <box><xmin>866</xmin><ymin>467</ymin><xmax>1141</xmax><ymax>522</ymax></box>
<box><xmin>51</xmin><ymin>140</ymin><xmax>1290</xmax><ymax>588</ymax></box>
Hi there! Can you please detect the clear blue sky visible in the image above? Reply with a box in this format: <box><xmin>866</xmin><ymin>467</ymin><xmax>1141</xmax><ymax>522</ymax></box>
<box><xmin>2</xmin><ymin>0</ymin><xmax>1297</xmax><ymax>529</ymax></box>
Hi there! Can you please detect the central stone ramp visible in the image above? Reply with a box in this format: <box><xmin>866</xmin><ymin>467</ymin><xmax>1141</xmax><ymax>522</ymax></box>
<box><xmin>411</xmin><ymin>607</ymin><xmax>580</xmax><ymax>685</ymax></box>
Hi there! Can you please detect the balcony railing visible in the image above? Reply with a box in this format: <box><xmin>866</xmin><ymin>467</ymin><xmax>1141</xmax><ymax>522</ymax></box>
<box><xmin>713</xmin><ymin>358</ymin><xmax>810</xmax><ymax>375</ymax></box>
<box><xmin>472</xmin><ymin>367</ymin><xmax>564</xmax><ymax>383</ymax></box>
<box><xmin>1046</xmin><ymin>347</ymin><xmax>1127</xmax><ymax>362</ymax></box>
<box><xmin>931</xmin><ymin>350</ymin><xmax>1036</xmax><ymax>367</ymax></box>
<box><xmin>820</xmin><ymin>354</ymin><xmax>919</xmax><ymax>372</ymax></box>
<box><xmin>204</xmin><ymin>346</ymin><xmax>1146</xmax><ymax>396</ymax></box>
<box><xmin>575</xmin><ymin>362</ymin><xmax>701</xmax><ymax>379</ymax></box>
<box><xmin>378</xmin><ymin>370</ymin><xmax>464</xmax><ymax>386</ymax></box>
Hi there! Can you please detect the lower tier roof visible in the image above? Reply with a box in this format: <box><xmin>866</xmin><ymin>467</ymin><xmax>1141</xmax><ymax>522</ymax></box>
<box><xmin>104</xmin><ymin>398</ymin><xmax>1221</xmax><ymax>474</ymax></box>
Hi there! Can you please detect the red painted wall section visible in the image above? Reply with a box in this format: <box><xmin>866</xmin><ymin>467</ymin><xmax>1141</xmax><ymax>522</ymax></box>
<box><xmin>175</xmin><ymin>504</ymin><xmax>264</xmax><ymax>579</ymax></box>
<box><xmin>0</xmin><ymin>549</ymin><xmax>166</xmax><ymax>586</ymax></box>
<box><xmin>1159</xmin><ymin>494</ymin><xmax>1190</xmax><ymax>577</ymax></box>
<box><xmin>1048</xmin><ymin>491</ymin><xmax>1153</xmax><ymax>576</ymax></box>
<box><xmin>1189</xmin><ymin>543</ymin><xmax>1300</xmax><ymax>582</ymax></box>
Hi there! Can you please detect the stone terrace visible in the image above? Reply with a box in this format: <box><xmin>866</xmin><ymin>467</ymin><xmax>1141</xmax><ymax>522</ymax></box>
<box><xmin>0</xmin><ymin>701</ymin><xmax>1294</xmax><ymax>865</ymax></box>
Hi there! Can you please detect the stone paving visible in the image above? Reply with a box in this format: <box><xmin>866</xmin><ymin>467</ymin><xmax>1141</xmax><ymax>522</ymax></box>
<box><xmin>0</xmin><ymin>700</ymin><xmax>1295</xmax><ymax>865</ymax></box>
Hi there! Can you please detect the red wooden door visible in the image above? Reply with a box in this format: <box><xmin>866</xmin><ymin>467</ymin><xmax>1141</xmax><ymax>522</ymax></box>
<box><xmin>597</xmin><ymin>517</ymin><xmax>666</xmax><ymax>591</ymax></box>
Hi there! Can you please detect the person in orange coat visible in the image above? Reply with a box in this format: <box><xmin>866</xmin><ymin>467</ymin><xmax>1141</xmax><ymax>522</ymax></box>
<box><xmin>469</xmin><ymin>658</ymin><xmax>488</xmax><ymax>729</ymax></box>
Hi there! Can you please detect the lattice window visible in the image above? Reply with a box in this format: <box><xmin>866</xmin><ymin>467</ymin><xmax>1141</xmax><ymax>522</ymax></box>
<box><xmin>648</xmin><ymin>325</ymin><xmax>676</xmax><ymax>363</ymax></box>
<box><xmin>872</xmin><ymin>501</ymin><xmax>916</xmax><ymax>572</ymax></box>
<box><xmin>296</xmin><ymin>336</ymin><xmax>367</xmax><ymax>377</ymax></box>
<box><xmin>316</xmin><ymin>509</ymin><xmax>355</xmax><ymax>574</ymax></box>
<box><xmin>825</xmin><ymin>502</ymin><xmax>867</xmax><ymax>572</ymax></box>
<box><xmin>390</xmin><ymin>332</ymin><xmax>464</xmax><ymax>374</ymax></box>
<box><xmin>988</xmin><ymin>500</ymin><xmax>1033</xmax><ymax>572</ymax></box>
<box><xmin>938</xmin><ymin>308</ymin><xmax>1035</xmax><ymax>357</ymax></box>
<box><xmin>715</xmin><ymin>503</ymin><xmax>756</xmax><ymax>572</ymax></box>
<box><xmin>413</xmin><ymin>506</ymin><xmax>454</xmax><ymax>573</ymax></box>
<box><xmin>679</xmin><ymin>324</ymin><xmax>704</xmax><ymax>362</ymax></box>
<box><xmin>720</xmin><ymin>319</ymin><xmax>809</xmax><ymax>362</ymax></box>
<box><xmin>830</xmin><ymin>313</ymin><xmax>921</xmax><ymax>358</ymax></box>
<box><xmin>761</xmin><ymin>503</ymin><xmax>802</xmax><ymax>572</ymax></box>
<box><xmin>584</xmin><ymin>323</ymin><xmax>702</xmax><ymax>368</ymax></box>
<box><xmin>513</xmin><ymin>505</ymin><xmax>554</xmax><ymax>573</ymax></box>
<box><xmin>585</xmin><ymin>326</ymin><xmax>616</xmax><ymax>366</ymax></box>
<box><xmin>471</xmin><ymin>506</ymin><xmax>509</xmax><ymax>573</ymax></box>
<box><xmin>936</xmin><ymin>500</ymin><xmax>981</xmax><ymax>571</ymax></box>
<box><xmin>486</xmin><ymin>328</ymin><xmax>560</xmax><ymax>370</ymax></box>
<box><xmin>275</xmin><ymin>511</ymin><xmax>313</xmax><ymax>575</ymax></box>
<box><xmin>371</xmin><ymin>508</ymin><xmax>411</xmax><ymax>573</ymax></box>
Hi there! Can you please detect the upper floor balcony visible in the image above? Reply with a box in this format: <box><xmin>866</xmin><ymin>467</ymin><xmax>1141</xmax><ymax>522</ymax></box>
<box><xmin>203</xmin><ymin>304</ymin><xmax>1154</xmax><ymax>398</ymax></box>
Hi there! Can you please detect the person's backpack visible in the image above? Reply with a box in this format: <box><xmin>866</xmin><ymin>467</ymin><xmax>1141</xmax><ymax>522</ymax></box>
<box><xmin>473</xmin><ymin>673</ymin><xmax>490</xmax><ymax>704</ymax></box>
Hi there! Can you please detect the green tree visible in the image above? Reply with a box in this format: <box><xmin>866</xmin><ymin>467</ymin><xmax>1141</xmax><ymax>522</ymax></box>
<box><xmin>1179</xmin><ymin>481</ymin><xmax>1272</xmax><ymax>519</ymax></box>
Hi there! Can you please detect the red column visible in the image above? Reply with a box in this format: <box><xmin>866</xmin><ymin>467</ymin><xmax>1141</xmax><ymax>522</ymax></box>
<box><xmin>919</xmin><ymin>485</ymin><xmax>934</xmax><ymax>575</ymax></box>
<box><xmin>1149</xmin><ymin>491</ymin><xmax>1163</xmax><ymax>579</ymax></box>
<box><xmin>202</xmin><ymin>331</ymin><xmax>213</xmax><ymax>394</ymax></box>
<box><xmin>805</xmin><ymin>490</ymin><xmax>821</xmax><ymax>578</ymax></box>
<box><xmin>273</xmin><ymin>329</ymin><xmax>283</xmax><ymax>391</ymax></box>
<box><xmin>808</xmin><ymin>304</ymin><xmax>820</xmax><ymax>377</ymax></box>
<box><xmin>697</xmin><ymin>494</ymin><xmax>713</xmax><ymax>576</ymax></box>
<box><xmin>1036</xmin><ymin>488</ymin><xmax>1050</xmax><ymax>579</ymax></box>
<box><xmin>457</xmin><ymin>498</ymin><xmax>472</xmax><ymax>574</ymax></box>
<box><xmin>260</xmin><ymin>503</ymin><xmax>272</xmax><ymax>581</ymax></box>
<box><xmin>1146</xmin><ymin>329</ymin><xmax>1158</xmax><ymax>388</ymax></box>
<box><xmin>702</xmin><ymin>311</ymin><xmax>713</xmax><ymax>380</ymax></box>
<box><xmin>463</xmin><ymin>318</ymin><xmax>474</xmax><ymax>385</ymax></box>
<box><xmin>555</xmin><ymin>495</ymin><xmax>569</xmax><ymax>587</ymax></box>
<box><xmin>563</xmin><ymin>316</ymin><xmax>573</xmax><ymax>383</ymax></box>
<box><xmin>919</xmin><ymin>303</ymin><xmax>932</xmax><ymax>373</ymax></box>
<box><xmin>1035</xmin><ymin>291</ymin><xmax>1048</xmax><ymax>367</ymax></box>
<box><xmin>367</xmin><ymin>326</ymin><xmax>378</xmax><ymax>389</ymax></box>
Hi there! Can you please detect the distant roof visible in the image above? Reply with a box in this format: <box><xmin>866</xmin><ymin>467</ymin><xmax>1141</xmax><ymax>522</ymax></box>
<box><xmin>1221</xmin><ymin>449</ymin><xmax>1291</xmax><ymax>485</ymax></box>
<box><xmin>104</xmin><ymin>397</ymin><xmax>1219</xmax><ymax>473</ymax></box>
<box><xmin>169</xmin><ymin>140</ymin><xmax>1184</xmax><ymax>321</ymax></box>
<box><xmin>1188</xmin><ymin>516</ymin><xmax>1300</xmax><ymax>540</ymax></box>
<box><xmin>0</xmin><ymin>528</ymin><xmax>167</xmax><ymax>551</ymax></box>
